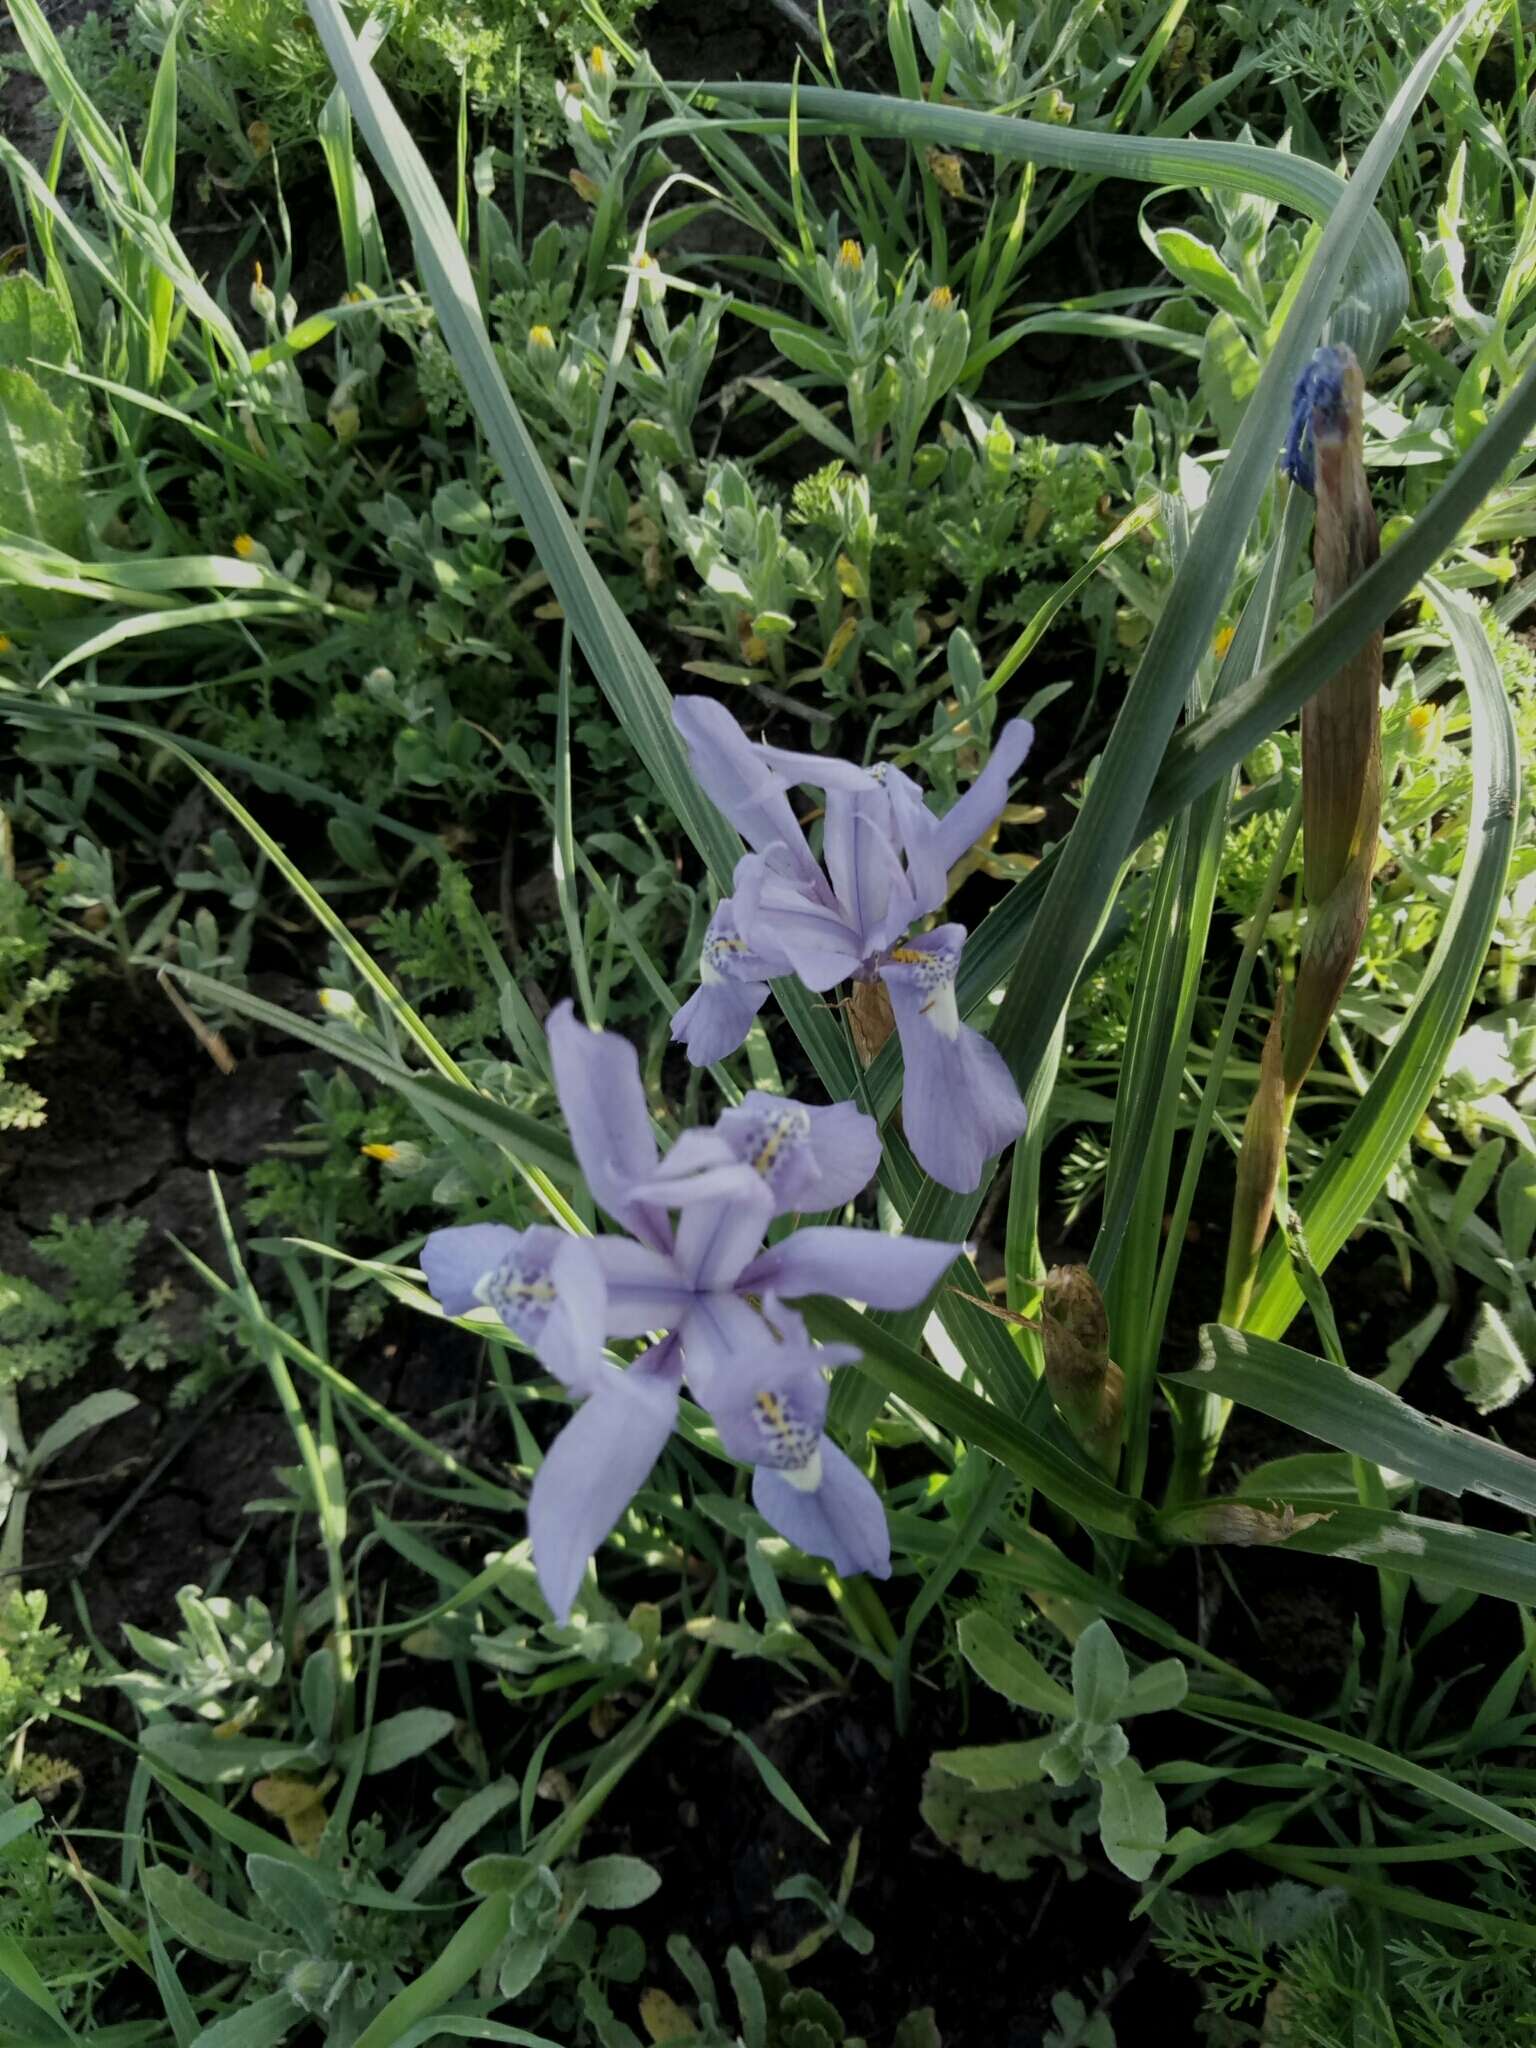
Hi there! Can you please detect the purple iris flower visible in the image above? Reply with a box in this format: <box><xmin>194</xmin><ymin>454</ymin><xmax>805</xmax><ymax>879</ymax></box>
<box><xmin>670</xmin><ymin>698</ymin><xmax>1033</xmax><ymax>1193</ymax></box>
<box><xmin>1281</xmin><ymin>343</ymin><xmax>1352</xmax><ymax>495</ymax></box>
<box><xmin>419</xmin><ymin>1001</ymin><xmax>964</xmax><ymax>1621</ymax></box>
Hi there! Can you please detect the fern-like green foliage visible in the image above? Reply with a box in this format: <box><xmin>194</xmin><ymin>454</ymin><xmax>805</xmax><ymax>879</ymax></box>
<box><xmin>0</xmin><ymin>1215</ymin><xmax>176</xmax><ymax>1388</ymax></box>
<box><xmin>0</xmin><ymin>871</ymin><xmax>70</xmax><ymax>1134</ymax></box>
<box><xmin>66</xmin><ymin>0</ymin><xmax>650</xmax><ymax>165</ymax></box>
<box><xmin>0</xmin><ymin>1591</ymin><xmax>87</xmax><ymax>1744</ymax></box>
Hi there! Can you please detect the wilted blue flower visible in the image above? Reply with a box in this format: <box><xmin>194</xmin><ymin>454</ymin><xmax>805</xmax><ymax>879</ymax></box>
<box><xmin>1281</xmin><ymin>343</ymin><xmax>1353</xmax><ymax>495</ymax></box>
<box><xmin>670</xmin><ymin>698</ymin><xmax>1032</xmax><ymax>1192</ymax></box>
<box><xmin>420</xmin><ymin>1001</ymin><xmax>963</xmax><ymax>1619</ymax></box>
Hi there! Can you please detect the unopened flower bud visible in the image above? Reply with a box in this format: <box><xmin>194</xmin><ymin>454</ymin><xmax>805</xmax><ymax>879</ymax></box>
<box><xmin>925</xmin><ymin>150</ymin><xmax>967</xmax><ymax>198</ymax></box>
<box><xmin>1039</xmin><ymin>1266</ymin><xmax>1124</xmax><ymax>1476</ymax></box>
<box><xmin>528</xmin><ymin>323</ymin><xmax>556</xmax><ymax>354</ymax></box>
<box><xmin>249</xmin><ymin>260</ymin><xmax>276</xmax><ymax>324</ymax></box>
<box><xmin>836</xmin><ymin>239</ymin><xmax>864</xmax><ymax>272</ymax></box>
<box><xmin>848</xmin><ymin>976</ymin><xmax>896</xmax><ymax>1067</ymax></box>
<box><xmin>361</xmin><ymin>1140</ymin><xmax>426</xmax><ymax>1175</ymax></box>
<box><xmin>318</xmin><ymin>988</ymin><xmax>366</xmax><ymax>1024</ymax></box>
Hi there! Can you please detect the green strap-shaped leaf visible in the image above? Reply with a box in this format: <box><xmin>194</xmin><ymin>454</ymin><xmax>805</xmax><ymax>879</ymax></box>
<box><xmin>1169</xmin><ymin>1326</ymin><xmax>1536</xmax><ymax>1513</ymax></box>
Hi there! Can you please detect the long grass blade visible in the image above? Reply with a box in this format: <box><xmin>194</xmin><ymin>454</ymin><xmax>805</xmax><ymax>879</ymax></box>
<box><xmin>1171</xmin><ymin>1327</ymin><xmax>1536</xmax><ymax>1514</ymax></box>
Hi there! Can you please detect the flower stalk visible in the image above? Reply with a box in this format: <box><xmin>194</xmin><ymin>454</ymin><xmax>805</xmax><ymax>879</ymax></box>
<box><xmin>1184</xmin><ymin>349</ymin><xmax>1383</xmax><ymax>1495</ymax></box>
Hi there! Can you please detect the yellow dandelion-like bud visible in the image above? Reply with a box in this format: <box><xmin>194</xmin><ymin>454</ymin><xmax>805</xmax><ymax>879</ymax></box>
<box><xmin>927</xmin><ymin>284</ymin><xmax>955</xmax><ymax>310</ymax></box>
<box><xmin>1212</xmin><ymin>625</ymin><xmax>1235</xmax><ymax>660</ymax></box>
<box><xmin>589</xmin><ymin>44</ymin><xmax>608</xmax><ymax>74</ymax></box>
<box><xmin>232</xmin><ymin>533</ymin><xmax>257</xmax><ymax>559</ymax></box>
<box><xmin>836</xmin><ymin>239</ymin><xmax>864</xmax><ymax>271</ymax></box>
<box><xmin>363</xmin><ymin>1140</ymin><xmax>426</xmax><ymax>1173</ymax></box>
<box><xmin>528</xmin><ymin>323</ymin><xmax>556</xmax><ymax>352</ymax></box>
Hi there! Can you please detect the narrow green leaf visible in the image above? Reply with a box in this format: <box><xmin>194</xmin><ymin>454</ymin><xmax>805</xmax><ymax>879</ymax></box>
<box><xmin>142</xmin><ymin>1868</ymin><xmax>267</xmax><ymax>1965</ymax></box>
<box><xmin>1171</xmin><ymin>1327</ymin><xmax>1536</xmax><ymax>1512</ymax></box>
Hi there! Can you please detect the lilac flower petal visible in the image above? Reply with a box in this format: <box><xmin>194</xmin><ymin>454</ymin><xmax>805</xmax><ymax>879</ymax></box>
<box><xmin>537</xmin><ymin>1237</ymin><xmax>610</xmax><ymax>1391</ymax></box>
<box><xmin>755</xmin><ymin>739</ymin><xmax>880</xmax><ymax>797</ymax></box>
<box><xmin>547</xmin><ymin>1001</ymin><xmax>670</xmax><ymax>1251</ymax></box>
<box><xmin>930</xmin><ymin>718</ymin><xmax>1035</xmax><ymax>873</ymax></box>
<box><xmin>673</xmin><ymin>697</ymin><xmax>822</xmax><ymax>886</ymax></box>
<box><xmin>675</xmin><ymin>1291</ymin><xmax>777</xmax><ymax>1409</ymax></box>
<box><xmin>739</xmin><ymin>1225</ymin><xmax>963</xmax><ymax>1308</ymax></box>
<box><xmin>422</xmin><ymin>1226</ymin><xmax>608</xmax><ymax>1393</ymax></box>
<box><xmin>788</xmin><ymin>1099</ymin><xmax>883</xmax><ymax>1211</ymax></box>
<box><xmin>735</xmin><ymin>857</ymin><xmax>865</xmax><ymax>992</ymax></box>
<box><xmin>673</xmin><ymin>1177</ymin><xmax>774</xmax><ymax>1292</ymax></box>
<box><xmin>673</xmin><ymin>977</ymin><xmax>770</xmax><ymax>1065</ymax></box>
<box><xmin>879</xmin><ymin>926</ymin><xmax>1029</xmax><ymax>1193</ymax></box>
<box><xmin>823</xmin><ymin>787</ymin><xmax>919</xmax><ymax>957</ymax></box>
<box><xmin>587</xmin><ymin>1237</ymin><xmax>693</xmax><ymax>1338</ymax></box>
<box><xmin>529</xmin><ymin>1371</ymin><xmax>678</xmax><ymax>1622</ymax></box>
<box><xmin>753</xmin><ymin>1438</ymin><xmax>891</xmax><ymax>1580</ymax></box>
<box><xmin>711</xmin><ymin>1093</ymin><xmax>880</xmax><ymax>1216</ymax></box>
<box><xmin>632</xmin><ymin>1126</ymin><xmax>735</xmax><ymax>1189</ymax></box>
<box><xmin>1282</xmin><ymin>344</ymin><xmax>1352</xmax><ymax>493</ymax></box>
<box><xmin>879</xmin><ymin>765</ymin><xmax>949</xmax><ymax>920</ymax></box>
<box><xmin>419</xmin><ymin>1224</ymin><xmax>519</xmax><ymax>1316</ymax></box>
<box><xmin>673</xmin><ymin>895</ymin><xmax>785</xmax><ymax>1065</ymax></box>
<box><xmin>708</xmin><ymin>1365</ymin><xmax>829</xmax><ymax>1472</ymax></box>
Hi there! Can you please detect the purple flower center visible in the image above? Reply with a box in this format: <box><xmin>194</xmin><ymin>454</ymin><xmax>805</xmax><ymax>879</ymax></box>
<box><xmin>478</xmin><ymin>1248</ymin><xmax>559</xmax><ymax>1340</ymax></box>
<box><xmin>735</xmin><ymin>1100</ymin><xmax>811</xmax><ymax>1181</ymax></box>
<box><xmin>746</xmin><ymin>1386</ymin><xmax>823</xmax><ymax>1480</ymax></box>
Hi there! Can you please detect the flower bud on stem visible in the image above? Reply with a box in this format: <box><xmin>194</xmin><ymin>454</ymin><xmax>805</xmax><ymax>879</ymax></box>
<box><xmin>1040</xmin><ymin>1266</ymin><xmax>1124</xmax><ymax>1477</ymax></box>
<box><xmin>1177</xmin><ymin>348</ymin><xmax>1382</xmax><ymax>1503</ymax></box>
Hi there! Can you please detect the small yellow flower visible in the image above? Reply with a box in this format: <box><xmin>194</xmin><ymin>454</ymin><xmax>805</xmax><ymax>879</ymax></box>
<box><xmin>360</xmin><ymin>1142</ymin><xmax>399</xmax><ymax>1163</ymax></box>
<box><xmin>1408</xmin><ymin>702</ymin><xmax>1434</xmax><ymax>732</ymax></box>
<box><xmin>927</xmin><ymin>284</ymin><xmax>955</xmax><ymax>310</ymax></box>
<box><xmin>1212</xmin><ymin>625</ymin><xmax>1235</xmax><ymax>660</ymax></box>
<box><xmin>232</xmin><ymin>533</ymin><xmax>257</xmax><ymax>559</ymax></box>
<box><xmin>836</xmin><ymin>239</ymin><xmax>864</xmax><ymax>271</ymax></box>
<box><xmin>528</xmin><ymin>323</ymin><xmax>556</xmax><ymax>352</ymax></box>
<box><xmin>589</xmin><ymin>44</ymin><xmax>608</xmax><ymax>75</ymax></box>
<box><xmin>0</xmin><ymin>634</ymin><xmax>13</xmax><ymax>656</ymax></box>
